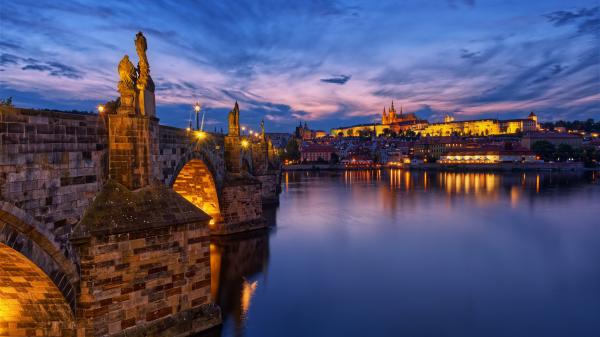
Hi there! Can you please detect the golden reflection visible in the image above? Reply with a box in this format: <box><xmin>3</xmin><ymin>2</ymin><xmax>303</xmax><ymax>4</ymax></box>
<box><xmin>536</xmin><ymin>174</ymin><xmax>540</xmax><ymax>194</ymax></box>
<box><xmin>510</xmin><ymin>186</ymin><xmax>521</xmax><ymax>208</ymax></box>
<box><xmin>210</xmin><ymin>243</ymin><xmax>221</xmax><ymax>301</ymax></box>
<box><xmin>241</xmin><ymin>279</ymin><xmax>258</xmax><ymax>318</ymax></box>
<box><xmin>344</xmin><ymin>170</ymin><xmax>381</xmax><ymax>185</ymax></box>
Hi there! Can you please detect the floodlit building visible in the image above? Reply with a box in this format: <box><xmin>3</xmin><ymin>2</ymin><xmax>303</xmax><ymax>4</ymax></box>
<box><xmin>331</xmin><ymin>105</ymin><xmax>539</xmax><ymax>138</ymax></box>
<box><xmin>330</xmin><ymin>101</ymin><xmax>427</xmax><ymax>137</ymax></box>
<box><xmin>439</xmin><ymin>145</ymin><xmax>537</xmax><ymax>164</ymax></box>
<box><xmin>419</xmin><ymin>112</ymin><xmax>538</xmax><ymax>137</ymax></box>
<box><xmin>300</xmin><ymin>144</ymin><xmax>336</xmax><ymax>162</ymax></box>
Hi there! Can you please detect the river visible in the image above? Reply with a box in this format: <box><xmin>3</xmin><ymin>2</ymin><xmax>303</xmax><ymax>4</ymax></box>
<box><xmin>202</xmin><ymin>170</ymin><xmax>600</xmax><ymax>337</ymax></box>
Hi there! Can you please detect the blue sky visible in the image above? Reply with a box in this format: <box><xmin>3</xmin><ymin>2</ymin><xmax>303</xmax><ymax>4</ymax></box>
<box><xmin>0</xmin><ymin>0</ymin><xmax>598</xmax><ymax>132</ymax></box>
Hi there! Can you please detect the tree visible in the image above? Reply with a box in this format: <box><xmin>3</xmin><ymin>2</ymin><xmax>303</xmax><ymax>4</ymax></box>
<box><xmin>531</xmin><ymin>141</ymin><xmax>556</xmax><ymax>162</ymax></box>
<box><xmin>0</xmin><ymin>97</ymin><xmax>14</xmax><ymax>107</ymax></box>
<box><xmin>556</xmin><ymin>143</ymin><xmax>574</xmax><ymax>162</ymax></box>
<box><xmin>346</xmin><ymin>129</ymin><xmax>354</xmax><ymax>137</ymax></box>
<box><xmin>358</xmin><ymin>129</ymin><xmax>370</xmax><ymax>138</ymax></box>
<box><xmin>283</xmin><ymin>137</ymin><xmax>300</xmax><ymax>161</ymax></box>
<box><xmin>330</xmin><ymin>153</ymin><xmax>340</xmax><ymax>164</ymax></box>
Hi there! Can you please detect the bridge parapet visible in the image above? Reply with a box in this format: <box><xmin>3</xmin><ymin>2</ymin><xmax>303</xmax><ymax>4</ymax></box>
<box><xmin>0</xmin><ymin>106</ymin><xmax>107</xmax><ymax>252</ymax></box>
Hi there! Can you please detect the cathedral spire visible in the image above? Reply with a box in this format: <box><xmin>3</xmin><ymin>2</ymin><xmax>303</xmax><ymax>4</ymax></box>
<box><xmin>390</xmin><ymin>101</ymin><xmax>395</xmax><ymax>112</ymax></box>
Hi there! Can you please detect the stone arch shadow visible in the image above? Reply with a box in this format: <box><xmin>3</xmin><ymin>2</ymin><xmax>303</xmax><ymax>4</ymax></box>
<box><xmin>168</xmin><ymin>150</ymin><xmax>225</xmax><ymax>225</ymax></box>
<box><xmin>0</xmin><ymin>202</ymin><xmax>79</xmax><ymax>314</ymax></box>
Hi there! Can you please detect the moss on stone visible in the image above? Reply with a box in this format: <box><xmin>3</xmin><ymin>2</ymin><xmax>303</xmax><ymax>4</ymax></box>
<box><xmin>72</xmin><ymin>180</ymin><xmax>211</xmax><ymax>239</ymax></box>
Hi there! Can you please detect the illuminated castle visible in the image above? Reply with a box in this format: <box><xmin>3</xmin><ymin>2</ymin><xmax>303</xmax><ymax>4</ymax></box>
<box><xmin>330</xmin><ymin>102</ymin><xmax>540</xmax><ymax>138</ymax></box>
<box><xmin>381</xmin><ymin>101</ymin><xmax>419</xmax><ymax>125</ymax></box>
<box><xmin>419</xmin><ymin>112</ymin><xmax>539</xmax><ymax>137</ymax></box>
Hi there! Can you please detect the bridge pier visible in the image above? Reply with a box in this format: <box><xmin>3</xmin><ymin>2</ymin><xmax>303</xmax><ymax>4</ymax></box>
<box><xmin>71</xmin><ymin>181</ymin><xmax>221</xmax><ymax>337</ymax></box>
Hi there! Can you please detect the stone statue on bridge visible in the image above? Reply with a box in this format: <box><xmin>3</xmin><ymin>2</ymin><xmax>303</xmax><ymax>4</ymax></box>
<box><xmin>117</xmin><ymin>55</ymin><xmax>137</xmax><ymax>113</ymax></box>
<box><xmin>117</xmin><ymin>55</ymin><xmax>136</xmax><ymax>93</ymax></box>
<box><xmin>135</xmin><ymin>31</ymin><xmax>154</xmax><ymax>92</ymax></box>
<box><xmin>134</xmin><ymin>32</ymin><xmax>156</xmax><ymax>116</ymax></box>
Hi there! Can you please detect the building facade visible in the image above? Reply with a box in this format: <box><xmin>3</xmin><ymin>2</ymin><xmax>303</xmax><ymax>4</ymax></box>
<box><xmin>521</xmin><ymin>131</ymin><xmax>583</xmax><ymax>149</ymax></box>
<box><xmin>439</xmin><ymin>145</ymin><xmax>536</xmax><ymax>164</ymax></box>
<box><xmin>300</xmin><ymin>144</ymin><xmax>336</xmax><ymax>162</ymax></box>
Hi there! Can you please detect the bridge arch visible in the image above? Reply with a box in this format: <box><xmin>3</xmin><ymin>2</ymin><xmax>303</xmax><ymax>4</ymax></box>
<box><xmin>171</xmin><ymin>156</ymin><xmax>223</xmax><ymax>225</ymax></box>
<box><xmin>0</xmin><ymin>243</ymin><xmax>75</xmax><ymax>335</ymax></box>
<box><xmin>0</xmin><ymin>202</ymin><xmax>79</xmax><ymax>313</ymax></box>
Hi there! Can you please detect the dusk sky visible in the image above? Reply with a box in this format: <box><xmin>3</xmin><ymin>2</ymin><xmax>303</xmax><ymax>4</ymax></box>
<box><xmin>1</xmin><ymin>0</ymin><xmax>599</xmax><ymax>132</ymax></box>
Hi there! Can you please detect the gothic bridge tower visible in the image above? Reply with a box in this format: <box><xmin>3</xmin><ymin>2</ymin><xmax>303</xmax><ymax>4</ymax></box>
<box><xmin>225</xmin><ymin>102</ymin><xmax>241</xmax><ymax>174</ymax></box>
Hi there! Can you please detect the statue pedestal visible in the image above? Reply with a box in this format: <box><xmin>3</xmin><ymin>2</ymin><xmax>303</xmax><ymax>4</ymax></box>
<box><xmin>117</xmin><ymin>90</ymin><xmax>136</xmax><ymax>115</ymax></box>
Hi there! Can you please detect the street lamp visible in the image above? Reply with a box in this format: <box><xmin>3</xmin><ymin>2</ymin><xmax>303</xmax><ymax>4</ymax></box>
<box><xmin>241</xmin><ymin>126</ymin><xmax>246</xmax><ymax>135</ymax></box>
<box><xmin>193</xmin><ymin>102</ymin><xmax>201</xmax><ymax>131</ymax></box>
<box><xmin>97</xmin><ymin>104</ymin><xmax>105</xmax><ymax>114</ymax></box>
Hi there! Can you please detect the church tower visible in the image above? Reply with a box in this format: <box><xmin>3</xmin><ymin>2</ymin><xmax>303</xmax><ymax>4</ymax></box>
<box><xmin>389</xmin><ymin>101</ymin><xmax>396</xmax><ymax>123</ymax></box>
<box><xmin>382</xmin><ymin>107</ymin><xmax>388</xmax><ymax>125</ymax></box>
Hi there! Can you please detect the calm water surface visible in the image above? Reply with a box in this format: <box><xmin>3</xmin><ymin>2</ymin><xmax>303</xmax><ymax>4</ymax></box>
<box><xmin>204</xmin><ymin>170</ymin><xmax>600</xmax><ymax>337</ymax></box>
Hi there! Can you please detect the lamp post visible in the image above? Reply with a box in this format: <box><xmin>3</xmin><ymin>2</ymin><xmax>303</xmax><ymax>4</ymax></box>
<box><xmin>194</xmin><ymin>102</ymin><xmax>201</xmax><ymax>131</ymax></box>
<box><xmin>97</xmin><ymin>104</ymin><xmax>105</xmax><ymax>114</ymax></box>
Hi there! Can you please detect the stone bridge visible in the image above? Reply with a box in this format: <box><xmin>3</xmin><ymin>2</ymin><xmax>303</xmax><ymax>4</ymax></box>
<box><xmin>0</xmin><ymin>32</ymin><xmax>280</xmax><ymax>337</ymax></box>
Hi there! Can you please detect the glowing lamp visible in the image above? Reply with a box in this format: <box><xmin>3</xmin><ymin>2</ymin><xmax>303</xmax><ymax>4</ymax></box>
<box><xmin>97</xmin><ymin>105</ymin><xmax>105</xmax><ymax>113</ymax></box>
<box><xmin>241</xmin><ymin>139</ymin><xmax>249</xmax><ymax>148</ymax></box>
<box><xmin>196</xmin><ymin>131</ymin><xmax>206</xmax><ymax>140</ymax></box>
<box><xmin>194</xmin><ymin>103</ymin><xmax>201</xmax><ymax>112</ymax></box>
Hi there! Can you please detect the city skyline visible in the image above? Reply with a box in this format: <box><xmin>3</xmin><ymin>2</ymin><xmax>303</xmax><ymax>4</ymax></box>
<box><xmin>1</xmin><ymin>0</ymin><xmax>599</xmax><ymax>132</ymax></box>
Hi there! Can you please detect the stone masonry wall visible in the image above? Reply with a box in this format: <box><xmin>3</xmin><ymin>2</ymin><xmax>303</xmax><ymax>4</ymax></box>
<box><xmin>74</xmin><ymin>222</ymin><xmax>218</xmax><ymax>336</ymax></box>
<box><xmin>215</xmin><ymin>180</ymin><xmax>263</xmax><ymax>235</ymax></box>
<box><xmin>108</xmin><ymin>114</ymin><xmax>158</xmax><ymax>190</ymax></box>
<box><xmin>255</xmin><ymin>174</ymin><xmax>279</xmax><ymax>205</ymax></box>
<box><xmin>0</xmin><ymin>107</ymin><xmax>107</xmax><ymax>253</ymax></box>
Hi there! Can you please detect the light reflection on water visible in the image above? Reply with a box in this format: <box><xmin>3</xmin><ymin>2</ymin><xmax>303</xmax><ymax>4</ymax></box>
<box><xmin>202</xmin><ymin>170</ymin><xmax>600</xmax><ymax>337</ymax></box>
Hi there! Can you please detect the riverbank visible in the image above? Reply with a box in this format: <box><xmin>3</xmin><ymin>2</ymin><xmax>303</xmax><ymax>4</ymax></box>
<box><xmin>283</xmin><ymin>162</ymin><xmax>597</xmax><ymax>172</ymax></box>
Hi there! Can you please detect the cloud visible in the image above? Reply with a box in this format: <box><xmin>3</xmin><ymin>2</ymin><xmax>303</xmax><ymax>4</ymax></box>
<box><xmin>21</xmin><ymin>60</ymin><xmax>83</xmax><ymax>79</ymax></box>
<box><xmin>460</xmin><ymin>49</ymin><xmax>480</xmax><ymax>59</ymax></box>
<box><xmin>1</xmin><ymin>0</ymin><xmax>598</xmax><ymax>131</ymax></box>
<box><xmin>447</xmin><ymin>0</ymin><xmax>475</xmax><ymax>9</ymax></box>
<box><xmin>320</xmin><ymin>74</ymin><xmax>351</xmax><ymax>85</ymax></box>
<box><xmin>0</xmin><ymin>53</ymin><xmax>20</xmax><ymax>66</ymax></box>
<box><xmin>544</xmin><ymin>7</ymin><xmax>599</xmax><ymax>26</ymax></box>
